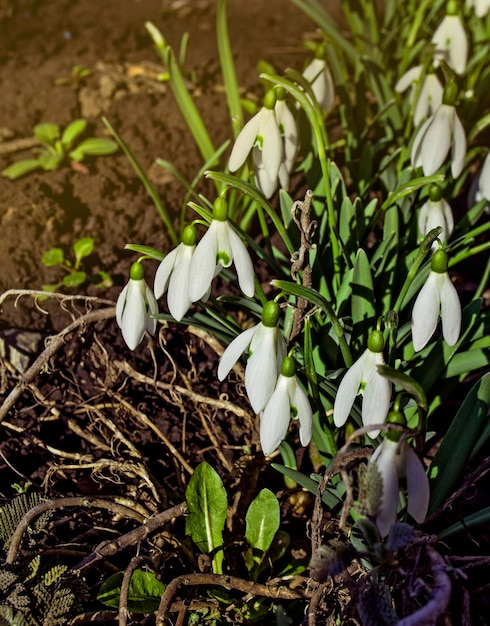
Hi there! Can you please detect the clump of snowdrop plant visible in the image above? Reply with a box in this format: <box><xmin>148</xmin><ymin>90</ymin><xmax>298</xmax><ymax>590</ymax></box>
<box><xmin>114</xmin><ymin>5</ymin><xmax>490</xmax><ymax>621</ymax></box>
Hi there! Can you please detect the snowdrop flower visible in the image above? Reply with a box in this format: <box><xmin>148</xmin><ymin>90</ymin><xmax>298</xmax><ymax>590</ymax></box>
<box><xmin>154</xmin><ymin>225</ymin><xmax>197</xmax><ymax>321</ymax></box>
<box><xmin>303</xmin><ymin>54</ymin><xmax>335</xmax><ymax>112</ymax></box>
<box><xmin>260</xmin><ymin>356</ymin><xmax>312</xmax><ymax>456</ymax></box>
<box><xmin>469</xmin><ymin>151</ymin><xmax>490</xmax><ymax>209</ymax></box>
<box><xmin>370</xmin><ymin>411</ymin><xmax>430</xmax><ymax>537</ymax></box>
<box><xmin>467</xmin><ymin>0</ymin><xmax>490</xmax><ymax>17</ymax></box>
<box><xmin>274</xmin><ymin>90</ymin><xmax>299</xmax><ymax>190</ymax></box>
<box><xmin>418</xmin><ymin>183</ymin><xmax>454</xmax><ymax>246</ymax></box>
<box><xmin>188</xmin><ymin>198</ymin><xmax>255</xmax><ymax>302</ymax></box>
<box><xmin>412</xmin><ymin>248</ymin><xmax>461</xmax><ymax>351</ymax></box>
<box><xmin>218</xmin><ymin>301</ymin><xmax>287</xmax><ymax>414</ymax></box>
<box><xmin>432</xmin><ymin>1</ymin><xmax>468</xmax><ymax>75</ymax></box>
<box><xmin>333</xmin><ymin>330</ymin><xmax>392</xmax><ymax>438</ymax></box>
<box><xmin>229</xmin><ymin>90</ymin><xmax>283</xmax><ymax>198</ymax></box>
<box><xmin>411</xmin><ymin>81</ymin><xmax>466</xmax><ymax>178</ymax></box>
<box><xmin>116</xmin><ymin>262</ymin><xmax>158</xmax><ymax>350</ymax></box>
<box><xmin>395</xmin><ymin>66</ymin><xmax>443</xmax><ymax>126</ymax></box>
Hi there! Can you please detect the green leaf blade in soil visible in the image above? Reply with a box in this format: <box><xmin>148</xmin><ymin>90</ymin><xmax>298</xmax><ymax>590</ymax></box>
<box><xmin>97</xmin><ymin>569</ymin><xmax>165</xmax><ymax>613</ymax></box>
<box><xmin>42</xmin><ymin>248</ymin><xmax>64</xmax><ymax>267</ymax></box>
<box><xmin>73</xmin><ymin>237</ymin><xmax>94</xmax><ymax>266</ymax></box>
<box><xmin>2</xmin><ymin>158</ymin><xmax>43</xmax><ymax>179</ymax></box>
<box><xmin>245</xmin><ymin>488</ymin><xmax>280</xmax><ymax>554</ymax></box>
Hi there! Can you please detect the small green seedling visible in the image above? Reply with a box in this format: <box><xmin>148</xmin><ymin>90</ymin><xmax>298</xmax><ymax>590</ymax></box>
<box><xmin>1</xmin><ymin>119</ymin><xmax>118</xmax><ymax>180</ymax></box>
<box><xmin>42</xmin><ymin>237</ymin><xmax>112</xmax><ymax>293</ymax></box>
<box><xmin>54</xmin><ymin>64</ymin><xmax>92</xmax><ymax>87</ymax></box>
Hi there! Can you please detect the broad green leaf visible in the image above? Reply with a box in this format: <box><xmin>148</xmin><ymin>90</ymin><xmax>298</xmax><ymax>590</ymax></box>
<box><xmin>185</xmin><ymin>461</ymin><xmax>227</xmax><ymax>574</ymax></box>
<box><xmin>34</xmin><ymin>122</ymin><xmax>60</xmax><ymax>145</ymax></box>
<box><xmin>42</xmin><ymin>247</ymin><xmax>64</xmax><ymax>267</ymax></box>
<box><xmin>352</xmin><ymin>248</ymin><xmax>375</xmax><ymax>343</ymax></box>
<box><xmin>97</xmin><ymin>569</ymin><xmax>165</xmax><ymax>612</ymax></box>
<box><xmin>63</xmin><ymin>271</ymin><xmax>87</xmax><ymax>287</ymax></box>
<box><xmin>61</xmin><ymin>119</ymin><xmax>87</xmax><ymax>148</ymax></box>
<box><xmin>339</xmin><ymin>196</ymin><xmax>356</xmax><ymax>256</ymax></box>
<box><xmin>245</xmin><ymin>488</ymin><xmax>280</xmax><ymax>554</ymax></box>
<box><xmin>70</xmin><ymin>137</ymin><xmax>118</xmax><ymax>157</ymax></box>
<box><xmin>2</xmin><ymin>159</ymin><xmax>42</xmax><ymax>179</ymax></box>
<box><xmin>94</xmin><ymin>270</ymin><xmax>113</xmax><ymax>288</ymax></box>
<box><xmin>37</xmin><ymin>151</ymin><xmax>64</xmax><ymax>170</ymax></box>
<box><xmin>428</xmin><ymin>373</ymin><xmax>490</xmax><ymax>515</ymax></box>
<box><xmin>73</xmin><ymin>237</ymin><xmax>94</xmax><ymax>266</ymax></box>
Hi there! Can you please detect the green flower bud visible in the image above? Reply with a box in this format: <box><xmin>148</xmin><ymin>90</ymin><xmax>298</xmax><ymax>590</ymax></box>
<box><xmin>315</xmin><ymin>43</ymin><xmax>327</xmax><ymax>60</ymax></box>
<box><xmin>280</xmin><ymin>355</ymin><xmax>296</xmax><ymax>377</ymax></box>
<box><xmin>130</xmin><ymin>262</ymin><xmax>145</xmax><ymax>281</ymax></box>
<box><xmin>446</xmin><ymin>0</ymin><xmax>459</xmax><ymax>16</ymax></box>
<box><xmin>367</xmin><ymin>329</ymin><xmax>384</xmax><ymax>353</ymax></box>
<box><xmin>261</xmin><ymin>300</ymin><xmax>280</xmax><ymax>328</ymax></box>
<box><xmin>431</xmin><ymin>248</ymin><xmax>449</xmax><ymax>273</ymax></box>
<box><xmin>428</xmin><ymin>183</ymin><xmax>443</xmax><ymax>202</ymax></box>
<box><xmin>442</xmin><ymin>81</ymin><xmax>458</xmax><ymax>107</ymax></box>
<box><xmin>386</xmin><ymin>408</ymin><xmax>407</xmax><ymax>442</ymax></box>
<box><xmin>263</xmin><ymin>89</ymin><xmax>277</xmax><ymax>110</ymax></box>
<box><xmin>275</xmin><ymin>86</ymin><xmax>286</xmax><ymax>101</ymax></box>
<box><xmin>182</xmin><ymin>224</ymin><xmax>197</xmax><ymax>246</ymax></box>
<box><xmin>212</xmin><ymin>197</ymin><xmax>228</xmax><ymax>222</ymax></box>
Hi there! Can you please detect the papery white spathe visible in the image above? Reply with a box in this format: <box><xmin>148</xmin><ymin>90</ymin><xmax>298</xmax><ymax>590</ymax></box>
<box><xmin>432</xmin><ymin>14</ymin><xmax>468</xmax><ymax>75</ymax></box>
<box><xmin>188</xmin><ymin>219</ymin><xmax>255</xmax><ymax>302</ymax></box>
<box><xmin>395</xmin><ymin>66</ymin><xmax>443</xmax><ymax>126</ymax></box>
<box><xmin>418</xmin><ymin>198</ymin><xmax>454</xmax><ymax>245</ymax></box>
<box><xmin>116</xmin><ymin>271</ymin><xmax>158</xmax><ymax>351</ymax></box>
<box><xmin>411</xmin><ymin>270</ymin><xmax>461</xmax><ymax>351</ymax></box>
<box><xmin>370</xmin><ymin>438</ymin><xmax>430</xmax><ymax>537</ymax></box>
<box><xmin>303</xmin><ymin>57</ymin><xmax>335</xmax><ymax>112</ymax></box>
<box><xmin>154</xmin><ymin>242</ymin><xmax>195</xmax><ymax>322</ymax></box>
<box><xmin>228</xmin><ymin>97</ymin><xmax>283</xmax><ymax>199</ymax></box>
<box><xmin>411</xmin><ymin>103</ymin><xmax>466</xmax><ymax>177</ymax></box>
<box><xmin>333</xmin><ymin>346</ymin><xmax>392</xmax><ymax>438</ymax></box>
<box><xmin>218</xmin><ymin>319</ymin><xmax>287</xmax><ymax>414</ymax></box>
<box><xmin>260</xmin><ymin>369</ymin><xmax>312</xmax><ymax>456</ymax></box>
<box><xmin>467</xmin><ymin>0</ymin><xmax>490</xmax><ymax>17</ymax></box>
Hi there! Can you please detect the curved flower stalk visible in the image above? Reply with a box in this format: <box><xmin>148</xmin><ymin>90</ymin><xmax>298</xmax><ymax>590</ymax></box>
<box><xmin>431</xmin><ymin>1</ymin><xmax>468</xmax><ymax>75</ymax></box>
<box><xmin>228</xmin><ymin>90</ymin><xmax>283</xmax><ymax>198</ymax></box>
<box><xmin>418</xmin><ymin>184</ymin><xmax>454</xmax><ymax>246</ymax></box>
<box><xmin>116</xmin><ymin>262</ymin><xmax>158</xmax><ymax>350</ymax></box>
<box><xmin>218</xmin><ymin>301</ymin><xmax>287</xmax><ymax>414</ymax></box>
<box><xmin>154</xmin><ymin>225</ymin><xmax>197</xmax><ymax>321</ymax></box>
<box><xmin>260</xmin><ymin>356</ymin><xmax>312</xmax><ymax>456</ymax></box>
<box><xmin>395</xmin><ymin>66</ymin><xmax>443</xmax><ymax>126</ymax></box>
<box><xmin>411</xmin><ymin>248</ymin><xmax>461</xmax><ymax>351</ymax></box>
<box><xmin>333</xmin><ymin>330</ymin><xmax>392</xmax><ymax>438</ymax></box>
<box><xmin>188</xmin><ymin>198</ymin><xmax>255</xmax><ymax>302</ymax></box>
<box><xmin>303</xmin><ymin>55</ymin><xmax>335</xmax><ymax>112</ymax></box>
<box><xmin>370</xmin><ymin>411</ymin><xmax>430</xmax><ymax>537</ymax></box>
<box><xmin>411</xmin><ymin>81</ymin><xmax>466</xmax><ymax>178</ymax></box>
<box><xmin>466</xmin><ymin>0</ymin><xmax>490</xmax><ymax>17</ymax></box>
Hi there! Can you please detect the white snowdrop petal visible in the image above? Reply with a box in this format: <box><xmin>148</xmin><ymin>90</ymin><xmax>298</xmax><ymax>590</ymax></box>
<box><xmin>188</xmin><ymin>224</ymin><xmax>219</xmax><ymax>302</ymax></box>
<box><xmin>261</xmin><ymin>109</ymin><xmax>283</xmax><ymax>182</ymax></box>
<box><xmin>275</xmin><ymin>101</ymin><xmax>298</xmax><ymax>168</ymax></box>
<box><xmin>451</xmin><ymin>113</ymin><xmax>467</xmax><ymax>178</ymax></box>
<box><xmin>420</xmin><ymin>107</ymin><xmax>452</xmax><ymax>175</ymax></box>
<box><xmin>411</xmin><ymin>116</ymin><xmax>433</xmax><ymax>169</ymax></box>
<box><xmin>449</xmin><ymin>17</ymin><xmax>468</xmax><ymax>75</ymax></box>
<box><xmin>405</xmin><ymin>447</ymin><xmax>430</xmax><ymax>524</ymax></box>
<box><xmin>167</xmin><ymin>245</ymin><xmax>194</xmax><ymax>321</ymax></box>
<box><xmin>246</xmin><ymin>328</ymin><xmax>279</xmax><ymax>413</ymax></box>
<box><xmin>260</xmin><ymin>378</ymin><xmax>292</xmax><ymax>456</ymax></box>
<box><xmin>116</xmin><ymin>283</ymin><xmax>129</xmax><ymax>327</ymax></box>
<box><xmin>411</xmin><ymin>273</ymin><xmax>440</xmax><ymax>351</ymax></box>
<box><xmin>228</xmin><ymin>112</ymin><xmax>262</xmax><ymax>172</ymax></box>
<box><xmin>227</xmin><ymin>226</ymin><xmax>255</xmax><ymax>297</ymax></box>
<box><xmin>440</xmin><ymin>273</ymin><xmax>461</xmax><ymax>346</ymax></box>
<box><xmin>363</xmin><ymin>364</ymin><xmax>391</xmax><ymax>438</ymax></box>
<box><xmin>121</xmin><ymin>280</ymin><xmax>147</xmax><ymax>350</ymax></box>
<box><xmin>292</xmin><ymin>384</ymin><xmax>313</xmax><ymax>447</ymax></box>
<box><xmin>333</xmin><ymin>353</ymin><xmax>365</xmax><ymax>427</ymax></box>
<box><xmin>371</xmin><ymin>440</ymin><xmax>400</xmax><ymax>537</ymax></box>
<box><xmin>394</xmin><ymin>65</ymin><xmax>421</xmax><ymax>93</ymax></box>
<box><xmin>215</xmin><ymin>220</ymin><xmax>234</xmax><ymax>269</ymax></box>
<box><xmin>217</xmin><ymin>324</ymin><xmax>257</xmax><ymax>381</ymax></box>
<box><xmin>145</xmin><ymin>284</ymin><xmax>159</xmax><ymax>335</ymax></box>
<box><xmin>154</xmin><ymin>246</ymin><xmax>179</xmax><ymax>300</ymax></box>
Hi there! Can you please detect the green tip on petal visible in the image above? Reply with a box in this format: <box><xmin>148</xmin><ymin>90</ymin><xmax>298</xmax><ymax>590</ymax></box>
<box><xmin>446</xmin><ymin>0</ymin><xmax>459</xmax><ymax>16</ymax></box>
<box><xmin>182</xmin><ymin>224</ymin><xmax>197</xmax><ymax>246</ymax></box>
<box><xmin>212</xmin><ymin>197</ymin><xmax>228</xmax><ymax>221</ymax></box>
<box><xmin>428</xmin><ymin>183</ymin><xmax>443</xmax><ymax>202</ymax></box>
<box><xmin>386</xmin><ymin>409</ymin><xmax>406</xmax><ymax>442</ymax></box>
<box><xmin>367</xmin><ymin>329</ymin><xmax>384</xmax><ymax>353</ymax></box>
<box><xmin>261</xmin><ymin>300</ymin><xmax>280</xmax><ymax>328</ymax></box>
<box><xmin>442</xmin><ymin>81</ymin><xmax>458</xmax><ymax>106</ymax></box>
<box><xmin>130</xmin><ymin>262</ymin><xmax>145</xmax><ymax>281</ymax></box>
<box><xmin>431</xmin><ymin>248</ymin><xmax>449</xmax><ymax>273</ymax></box>
<box><xmin>263</xmin><ymin>89</ymin><xmax>277</xmax><ymax>110</ymax></box>
<box><xmin>280</xmin><ymin>356</ymin><xmax>296</xmax><ymax>377</ymax></box>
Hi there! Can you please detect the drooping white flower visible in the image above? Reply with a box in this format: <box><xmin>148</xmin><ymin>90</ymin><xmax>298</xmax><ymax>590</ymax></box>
<box><xmin>411</xmin><ymin>82</ymin><xmax>466</xmax><ymax>178</ymax></box>
<box><xmin>432</xmin><ymin>6</ymin><xmax>468</xmax><ymax>75</ymax></box>
<box><xmin>395</xmin><ymin>66</ymin><xmax>443</xmax><ymax>126</ymax></box>
<box><xmin>303</xmin><ymin>56</ymin><xmax>335</xmax><ymax>112</ymax></box>
<box><xmin>370</xmin><ymin>430</ymin><xmax>430</xmax><ymax>537</ymax></box>
<box><xmin>188</xmin><ymin>198</ymin><xmax>255</xmax><ymax>302</ymax></box>
<box><xmin>116</xmin><ymin>262</ymin><xmax>158</xmax><ymax>350</ymax></box>
<box><xmin>469</xmin><ymin>150</ymin><xmax>490</xmax><ymax>209</ymax></box>
<box><xmin>154</xmin><ymin>225</ymin><xmax>197</xmax><ymax>322</ymax></box>
<box><xmin>260</xmin><ymin>356</ymin><xmax>312</xmax><ymax>456</ymax></box>
<box><xmin>412</xmin><ymin>248</ymin><xmax>461</xmax><ymax>351</ymax></box>
<box><xmin>333</xmin><ymin>330</ymin><xmax>392</xmax><ymax>438</ymax></box>
<box><xmin>466</xmin><ymin>0</ymin><xmax>490</xmax><ymax>17</ymax></box>
<box><xmin>218</xmin><ymin>301</ymin><xmax>287</xmax><ymax>414</ymax></box>
<box><xmin>229</xmin><ymin>90</ymin><xmax>283</xmax><ymax>198</ymax></box>
<box><xmin>418</xmin><ymin>184</ymin><xmax>454</xmax><ymax>246</ymax></box>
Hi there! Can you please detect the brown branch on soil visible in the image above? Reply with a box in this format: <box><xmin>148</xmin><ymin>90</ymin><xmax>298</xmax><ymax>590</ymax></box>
<box><xmin>0</xmin><ymin>305</ymin><xmax>116</xmax><ymax>424</ymax></box>
<box><xmin>154</xmin><ymin>573</ymin><xmax>310</xmax><ymax>625</ymax></box>
<box><xmin>6</xmin><ymin>496</ymin><xmax>147</xmax><ymax>564</ymax></box>
<box><xmin>119</xmin><ymin>556</ymin><xmax>154</xmax><ymax>626</ymax></box>
<box><xmin>71</xmin><ymin>502</ymin><xmax>186</xmax><ymax>574</ymax></box>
